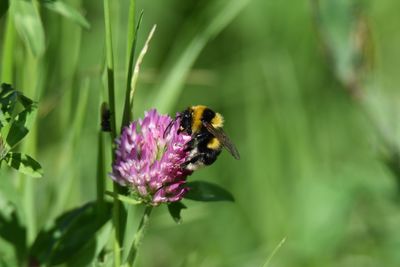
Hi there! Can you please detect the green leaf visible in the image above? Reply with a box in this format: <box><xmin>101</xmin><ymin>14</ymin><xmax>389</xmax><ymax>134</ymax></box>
<box><xmin>66</xmin><ymin>221</ymin><xmax>112</xmax><ymax>266</ymax></box>
<box><xmin>0</xmin><ymin>239</ymin><xmax>18</xmax><ymax>267</ymax></box>
<box><xmin>17</xmin><ymin>93</ymin><xmax>34</xmax><ymax>109</ymax></box>
<box><xmin>0</xmin><ymin>174</ymin><xmax>24</xmax><ymax>217</ymax></box>
<box><xmin>0</xmin><ymin>83</ymin><xmax>35</xmax><ymax>128</ymax></box>
<box><xmin>184</xmin><ymin>181</ymin><xmax>235</xmax><ymax>202</ymax></box>
<box><xmin>10</xmin><ymin>0</ymin><xmax>45</xmax><ymax>56</ymax></box>
<box><xmin>3</xmin><ymin>152</ymin><xmax>43</xmax><ymax>178</ymax></box>
<box><xmin>0</xmin><ymin>83</ymin><xmax>15</xmax><ymax>100</ymax></box>
<box><xmin>4</xmin><ymin>105</ymin><xmax>37</xmax><ymax>149</ymax></box>
<box><xmin>152</xmin><ymin>0</ymin><xmax>250</xmax><ymax>113</ymax></box>
<box><xmin>0</xmin><ymin>201</ymin><xmax>27</xmax><ymax>265</ymax></box>
<box><xmin>0</xmin><ymin>83</ymin><xmax>34</xmax><ymax>109</ymax></box>
<box><xmin>105</xmin><ymin>190</ymin><xmax>142</xmax><ymax>206</ymax></box>
<box><xmin>167</xmin><ymin>201</ymin><xmax>187</xmax><ymax>224</ymax></box>
<box><xmin>42</xmin><ymin>0</ymin><xmax>90</xmax><ymax>29</ymax></box>
<box><xmin>0</xmin><ymin>84</ymin><xmax>37</xmax><ymax>154</ymax></box>
<box><xmin>30</xmin><ymin>201</ymin><xmax>112</xmax><ymax>265</ymax></box>
<box><xmin>0</xmin><ymin>83</ymin><xmax>18</xmax><ymax>126</ymax></box>
<box><xmin>0</xmin><ymin>0</ymin><xmax>9</xmax><ymax>18</ymax></box>
<box><xmin>0</xmin><ymin>83</ymin><xmax>14</xmax><ymax>99</ymax></box>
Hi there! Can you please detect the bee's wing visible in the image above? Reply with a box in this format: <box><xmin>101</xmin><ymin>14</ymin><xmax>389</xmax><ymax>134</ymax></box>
<box><xmin>203</xmin><ymin>121</ymin><xmax>240</xmax><ymax>160</ymax></box>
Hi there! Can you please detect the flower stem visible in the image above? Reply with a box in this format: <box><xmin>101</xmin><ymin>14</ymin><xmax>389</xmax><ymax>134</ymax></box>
<box><xmin>1</xmin><ymin>13</ymin><xmax>15</xmax><ymax>83</ymax></box>
<box><xmin>125</xmin><ymin>206</ymin><xmax>153</xmax><ymax>266</ymax></box>
<box><xmin>103</xmin><ymin>0</ymin><xmax>117</xmax><ymax>141</ymax></box>
<box><xmin>103</xmin><ymin>0</ymin><xmax>121</xmax><ymax>266</ymax></box>
<box><xmin>121</xmin><ymin>0</ymin><xmax>139</xmax><ymax>128</ymax></box>
<box><xmin>112</xmin><ymin>183</ymin><xmax>122</xmax><ymax>266</ymax></box>
<box><xmin>96</xmin><ymin>129</ymin><xmax>106</xmax><ymax>215</ymax></box>
<box><xmin>21</xmin><ymin>0</ymin><xmax>43</xmax><ymax>244</ymax></box>
<box><xmin>21</xmin><ymin>49</ymin><xmax>40</xmax><ymax>248</ymax></box>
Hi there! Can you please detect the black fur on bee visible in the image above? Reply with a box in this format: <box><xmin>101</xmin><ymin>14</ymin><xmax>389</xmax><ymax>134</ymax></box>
<box><xmin>166</xmin><ymin>105</ymin><xmax>239</xmax><ymax>171</ymax></box>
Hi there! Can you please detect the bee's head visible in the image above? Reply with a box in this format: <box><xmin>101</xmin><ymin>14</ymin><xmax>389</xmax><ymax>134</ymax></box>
<box><xmin>178</xmin><ymin>109</ymin><xmax>192</xmax><ymax>135</ymax></box>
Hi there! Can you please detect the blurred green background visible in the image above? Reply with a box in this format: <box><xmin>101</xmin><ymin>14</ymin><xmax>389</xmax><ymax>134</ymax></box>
<box><xmin>1</xmin><ymin>0</ymin><xmax>400</xmax><ymax>266</ymax></box>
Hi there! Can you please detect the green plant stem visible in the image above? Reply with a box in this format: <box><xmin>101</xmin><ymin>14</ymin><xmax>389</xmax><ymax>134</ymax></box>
<box><xmin>1</xmin><ymin>13</ymin><xmax>16</xmax><ymax>83</ymax></box>
<box><xmin>103</xmin><ymin>1</ymin><xmax>121</xmax><ymax>266</ymax></box>
<box><xmin>19</xmin><ymin>0</ymin><xmax>48</xmax><ymax>239</ymax></box>
<box><xmin>112</xmin><ymin>183</ymin><xmax>122</xmax><ymax>266</ymax></box>
<box><xmin>21</xmin><ymin>0</ymin><xmax>43</xmax><ymax>242</ymax></box>
<box><xmin>125</xmin><ymin>206</ymin><xmax>153</xmax><ymax>267</ymax></box>
<box><xmin>121</xmin><ymin>1</ymin><xmax>139</xmax><ymax>129</ymax></box>
<box><xmin>126</xmin><ymin>0</ymin><xmax>136</xmax><ymax>65</ymax></box>
<box><xmin>21</xmin><ymin>50</ymin><xmax>40</xmax><ymax>247</ymax></box>
<box><xmin>96</xmin><ymin>130</ymin><xmax>106</xmax><ymax>215</ymax></box>
<box><xmin>262</xmin><ymin>237</ymin><xmax>287</xmax><ymax>267</ymax></box>
<box><xmin>103</xmin><ymin>0</ymin><xmax>117</xmax><ymax>140</ymax></box>
<box><xmin>22</xmin><ymin>130</ymin><xmax>37</xmax><ymax>245</ymax></box>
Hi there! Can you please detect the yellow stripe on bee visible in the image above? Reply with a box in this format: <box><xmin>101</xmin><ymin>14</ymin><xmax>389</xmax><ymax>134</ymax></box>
<box><xmin>207</xmin><ymin>137</ymin><xmax>221</xmax><ymax>149</ymax></box>
<box><xmin>211</xmin><ymin>112</ymin><xmax>224</xmax><ymax>128</ymax></box>
<box><xmin>191</xmin><ymin>105</ymin><xmax>206</xmax><ymax>133</ymax></box>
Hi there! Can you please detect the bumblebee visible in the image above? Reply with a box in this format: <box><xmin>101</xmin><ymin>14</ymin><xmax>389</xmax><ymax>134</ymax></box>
<box><xmin>166</xmin><ymin>105</ymin><xmax>240</xmax><ymax>171</ymax></box>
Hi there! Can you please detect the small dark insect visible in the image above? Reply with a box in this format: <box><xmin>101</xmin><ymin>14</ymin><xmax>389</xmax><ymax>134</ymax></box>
<box><xmin>165</xmin><ymin>105</ymin><xmax>240</xmax><ymax>170</ymax></box>
<box><xmin>101</xmin><ymin>102</ymin><xmax>111</xmax><ymax>132</ymax></box>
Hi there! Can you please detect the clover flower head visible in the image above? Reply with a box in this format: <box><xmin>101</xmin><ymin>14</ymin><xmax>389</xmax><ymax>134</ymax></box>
<box><xmin>110</xmin><ymin>109</ymin><xmax>192</xmax><ymax>205</ymax></box>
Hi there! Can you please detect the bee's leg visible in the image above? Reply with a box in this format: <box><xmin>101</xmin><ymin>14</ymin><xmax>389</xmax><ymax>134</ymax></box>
<box><xmin>181</xmin><ymin>154</ymin><xmax>203</xmax><ymax>169</ymax></box>
<box><xmin>181</xmin><ymin>149</ymin><xmax>221</xmax><ymax>168</ymax></box>
<box><xmin>184</xmin><ymin>132</ymin><xmax>209</xmax><ymax>152</ymax></box>
<box><xmin>184</xmin><ymin>138</ymin><xmax>196</xmax><ymax>152</ymax></box>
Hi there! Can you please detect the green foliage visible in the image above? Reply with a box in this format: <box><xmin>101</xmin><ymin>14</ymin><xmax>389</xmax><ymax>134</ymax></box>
<box><xmin>0</xmin><ymin>204</ymin><xmax>26</xmax><ymax>266</ymax></box>
<box><xmin>0</xmin><ymin>0</ymin><xmax>8</xmax><ymax>18</ymax></box>
<box><xmin>41</xmin><ymin>0</ymin><xmax>90</xmax><ymax>29</ymax></box>
<box><xmin>0</xmin><ymin>83</ymin><xmax>42</xmax><ymax>178</ymax></box>
<box><xmin>9</xmin><ymin>0</ymin><xmax>89</xmax><ymax>57</ymax></box>
<box><xmin>3</xmin><ymin>152</ymin><xmax>42</xmax><ymax>178</ymax></box>
<box><xmin>5</xmin><ymin>103</ymin><xmax>37</xmax><ymax>149</ymax></box>
<box><xmin>184</xmin><ymin>181</ymin><xmax>235</xmax><ymax>202</ymax></box>
<box><xmin>167</xmin><ymin>201</ymin><xmax>187</xmax><ymax>223</ymax></box>
<box><xmin>105</xmin><ymin>191</ymin><xmax>142</xmax><ymax>206</ymax></box>
<box><xmin>30</xmin><ymin>201</ymin><xmax>112</xmax><ymax>265</ymax></box>
<box><xmin>1</xmin><ymin>0</ymin><xmax>400</xmax><ymax>266</ymax></box>
<box><xmin>0</xmin><ymin>176</ymin><xmax>27</xmax><ymax>266</ymax></box>
<box><xmin>121</xmin><ymin>11</ymin><xmax>144</xmax><ymax>127</ymax></box>
<box><xmin>10</xmin><ymin>0</ymin><xmax>45</xmax><ymax>57</ymax></box>
<box><xmin>152</xmin><ymin>0</ymin><xmax>250</xmax><ymax>113</ymax></box>
<box><xmin>66</xmin><ymin>221</ymin><xmax>112</xmax><ymax>266</ymax></box>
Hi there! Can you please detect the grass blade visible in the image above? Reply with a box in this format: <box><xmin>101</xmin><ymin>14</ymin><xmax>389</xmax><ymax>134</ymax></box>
<box><xmin>129</xmin><ymin>25</ymin><xmax>156</xmax><ymax>112</ymax></box>
<box><xmin>121</xmin><ymin>10</ymin><xmax>143</xmax><ymax>128</ymax></box>
<box><xmin>262</xmin><ymin>237</ymin><xmax>287</xmax><ymax>267</ymax></box>
<box><xmin>152</xmin><ymin>0</ymin><xmax>250</xmax><ymax>113</ymax></box>
<box><xmin>42</xmin><ymin>0</ymin><xmax>90</xmax><ymax>29</ymax></box>
<box><xmin>103</xmin><ymin>1</ymin><xmax>122</xmax><ymax>266</ymax></box>
<box><xmin>1</xmin><ymin>14</ymin><xmax>16</xmax><ymax>83</ymax></box>
<box><xmin>10</xmin><ymin>0</ymin><xmax>45</xmax><ymax>57</ymax></box>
